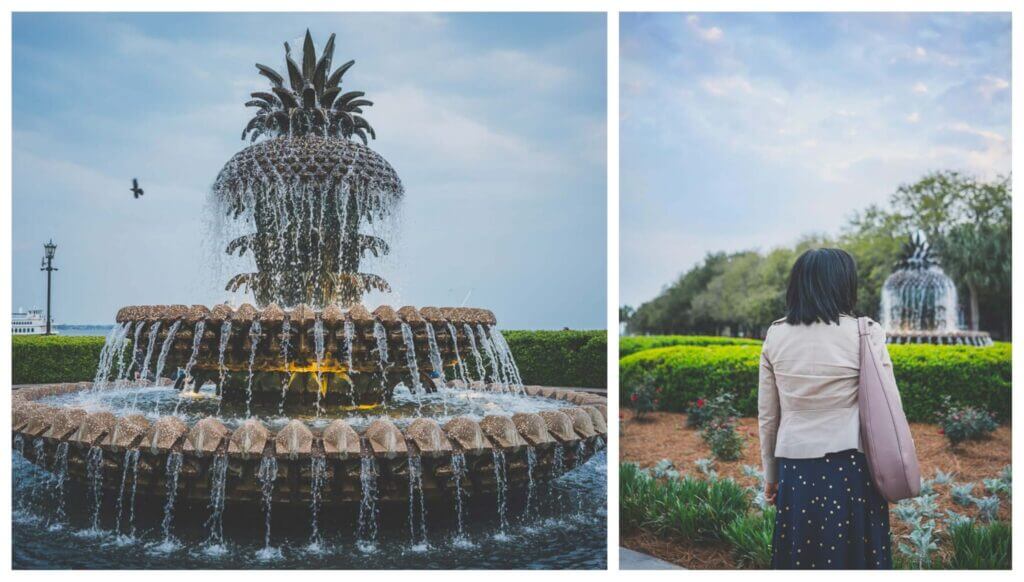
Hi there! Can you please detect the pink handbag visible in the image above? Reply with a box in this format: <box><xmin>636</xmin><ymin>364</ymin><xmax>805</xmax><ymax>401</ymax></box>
<box><xmin>857</xmin><ymin>317</ymin><xmax>921</xmax><ymax>503</ymax></box>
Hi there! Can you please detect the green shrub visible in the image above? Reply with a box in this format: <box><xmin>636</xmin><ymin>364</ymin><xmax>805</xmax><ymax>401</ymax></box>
<box><xmin>502</xmin><ymin>329</ymin><xmax>606</xmax><ymax>388</ymax></box>
<box><xmin>620</xmin><ymin>335</ymin><xmax>761</xmax><ymax>358</ymax></box>
<box><xmin>619</xmin><ymin>342</ymin><xmax>1011</xmax><ymax>422</ymax></box>
<box><xmin>722</xmin><ymin>507</ymin><xmax>776</xmax><ymax>569</ymax></box>
<box><xmin>946</xmin><ymin>521</ymin><xmax>1012</xmax><ymax>569</ymax></box>
<box><xmin>12</xmin><ymin>335</ymin><xmax>108</xmax><ymax>384</ymax></box>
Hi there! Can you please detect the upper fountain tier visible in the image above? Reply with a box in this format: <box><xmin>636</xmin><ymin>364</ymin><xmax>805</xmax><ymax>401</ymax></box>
<box><xmin>880</xmin><ymin>234</ymin><xmax>991</xmax><ymax>346</ymax></box>
<box><xmin>211</xmin><ymin>30</ymin><xmax>404</xmax><ymax>309</ymax></box>
<box><xmin>111</xmin><ymin>303</ymin><xmax>504</xmax><ymax>406</ymax></box>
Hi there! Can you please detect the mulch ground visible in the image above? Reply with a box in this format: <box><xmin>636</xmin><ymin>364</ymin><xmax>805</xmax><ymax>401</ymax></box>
<box><xmin>619</xmin><ymin>410</ymin><xmax>1012</xmax><ymax>569</ymax></box>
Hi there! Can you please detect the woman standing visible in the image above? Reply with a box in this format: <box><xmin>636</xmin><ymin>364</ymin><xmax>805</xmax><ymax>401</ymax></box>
<box><xmin>759</xmin><ymin>248</ymin><xmax>893</xmax><ymax>569</ymax></box>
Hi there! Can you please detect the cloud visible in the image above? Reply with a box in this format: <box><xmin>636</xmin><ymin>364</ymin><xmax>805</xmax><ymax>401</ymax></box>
<box><xmin>687</xmin><ymin>14</ymin><xmax>724</xmax><ymax>43</ymax></box>
<box><xmin>620</xmin><ymin>12</ymin><xmax>1010</xmax><ymax>307</ymax></box>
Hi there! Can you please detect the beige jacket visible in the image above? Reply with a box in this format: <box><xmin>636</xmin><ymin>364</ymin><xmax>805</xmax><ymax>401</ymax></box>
<box><xmin>758</xmin><ymin>314</ymin><xmax>891</xmax><ymax>483</ymax></box>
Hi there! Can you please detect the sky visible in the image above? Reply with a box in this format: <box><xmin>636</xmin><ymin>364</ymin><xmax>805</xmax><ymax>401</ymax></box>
<box><xmin>621</xmin><ymin>12</ymin><xmax>1011</xmax><ymax>308</ymax></box>
<box><xmin>12</xmin><ymin>13</ymin><xmax>607</xmax><ymax>329</ymax></box>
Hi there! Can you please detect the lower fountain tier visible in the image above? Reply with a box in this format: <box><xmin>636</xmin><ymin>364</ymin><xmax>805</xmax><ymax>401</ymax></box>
<box><xmin>885</xmin><ymin>329</ymin><xmax>993</xmax><ymax>346</ymax></box>
<box><xmin>112</xmin><ymin>303</ymin><xmax>506</xmax><ymax>405</ymax></box>
<box><xmin>13</xmin><ymin>382</ymin><xmax>607</xmax><ymax>506</ymax></box>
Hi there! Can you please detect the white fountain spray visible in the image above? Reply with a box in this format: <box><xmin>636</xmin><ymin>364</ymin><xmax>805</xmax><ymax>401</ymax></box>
<box><xmin>204</xmin><ymin>454</ymin><xmax>228</xmax><ymax>550</ymax></box>
<box><xmin>160</xmin><ymin>452</ymin><xmax>184</xmax><ymax>548</ymax></box>
<box><xmin>463</xmin><ymin>323</ymin><xmax>486</xmax><ymax>382</ymax></box>
<box><xmin>446</xmin><ymin>322</ymin><xmax>470</xmax><ymax>384</ymax></box>
<box><xmin>245</xmin><ymin>320</ymin><xmax>262</xmax><ymax>418</ymax></box>
<box><xmin>357</xmin><ymin>455</ymin><xmax>379</xmax><ymax>552</ymax></box>
<box><xmin>256</xmin><ymin>455</ymin><xmax>279</xmax><ymax>559</ymax></box>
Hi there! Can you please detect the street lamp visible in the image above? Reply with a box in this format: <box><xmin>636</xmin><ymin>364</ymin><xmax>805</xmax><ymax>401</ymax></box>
<box><xmin>40</xmin><ymin>239</ymin><xmax>58</xmax><ymax>335</ymax></box>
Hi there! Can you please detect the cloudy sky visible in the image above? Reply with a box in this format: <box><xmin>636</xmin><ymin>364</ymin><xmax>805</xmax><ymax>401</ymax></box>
<box><xmin>621</xmin><ymin>12</ymin><xmax>1011</xmax><ymax>308</ymax></box>
<box><xmin>12</xmin><ymin>13</ymin><xmax>607</xmax><ymax>329</ymax></box>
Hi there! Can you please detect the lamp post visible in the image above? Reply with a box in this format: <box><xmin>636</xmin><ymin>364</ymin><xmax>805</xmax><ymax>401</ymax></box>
<box><xmin>40</xmin><ymin>239</ymin><xmax>57</xmax><ymax>335</ymax></box>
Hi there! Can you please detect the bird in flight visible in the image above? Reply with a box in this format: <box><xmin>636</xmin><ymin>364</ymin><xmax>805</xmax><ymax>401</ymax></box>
<box><xmin>130</xmin><ymin>178</ymin><xmax>144</xmax><ymax>199</ymax></box>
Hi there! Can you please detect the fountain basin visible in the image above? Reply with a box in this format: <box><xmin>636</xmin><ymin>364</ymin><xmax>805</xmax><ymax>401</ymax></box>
<box><xmin>884</xmin><ymin>329</ymin><xmax>993</xmax><ymax>346</ymax></box>
<box><xmin>12</xmin><ymin>382</ymin><xmax>607</xmax><ymax>507</ymax></box>
<box><xmin>111</xmin><ymin>303</ymin><xmax>506</xmax><ymax>406</ymax></box>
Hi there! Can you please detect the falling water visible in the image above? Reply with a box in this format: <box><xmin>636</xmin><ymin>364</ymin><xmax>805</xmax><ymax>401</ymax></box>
<box><xmin>138</xmin><ymin>321</ymin><xmax>163</xmax><ymax>385</ymax></box>
<box><xmin>406</xmin><ymin>452</ymin><xmax>428</xmax><ymax>549</ymax></box>
<box><xmin>373</xmin><ymin>321</ymin><xmax>390</xmax><ymax>366</ymax></box>
<box><xmin>357</xmin><ymin>455</ymin><xmax>379</xmax><ymax>551</ymax></box>
<box><xmin>476</xmin><ymin>325</ymin><xmax>507</xmax><ymax>388</ymax></box>
<box><xmin>114</xmin><ymin>449</ymin><xmax>140</xmax><ymax>538</ymax></box>
<box><xmin>463</xmin><ymin>323</ymin><xmax>487</xmax><ymax>382</ymax></box>
<box><xmin>451</xmin><ymin>452</ymin><xmax>467</xmax><ymax>540</ymax></box>
<box><xmin>257</xmin><ymin>455</ymin><xmax>278</xmax><ymax>556</ymax></box>
<box><xmin>492</xmin><ymin>449</ymin><xmax>510</xmax><ymax>537</ymax></box>
<box><xmin>309</xmin><ymin>456</ymin><xmax>326</xmax><ymax>548</ymax></box>
<box><xmin>183</xmin><ymin>319</ymin><xmax>207</xmax><ymax>381</ymax></box>
<box><xmin>152</xmin><ymin>320</ymin><xmax>182</xmax><ymax>414</ymax></box>
<box><xmin>123</xmin><ymin>322</ymin><xmax>146</xmax><ymax>384</ymax></box>
<box><xmin>50</xmin><ymin>442</ymin><xmax>69</xmax><ymax>527</ymax></box>
<box><xmin>160</xmin><ymin>452</ymin><xmax>184</xmax><ymax>546</ymax></box>
<box><xmin>313</xmin><ymin>317</ymin><xmax>326</xmax><ymax>415</ymax></box>
<box><xmin>490</xmin><ymin>327</ymin><xmax>525</xmax><ymax>393</ymax></box>
<box><xmin>30</xmin><ymin>440</ymin><xmax>47</xmax><ymax>506</ymax></box>
<box><xmin>278</xmin><ymin>318</ymin><xmax>292</xmax><ymax>413</ymax></box>
<box><xmin>425</xmin><ymin>324</ymin><xmax>448</xmax><ymax>389</ymax></box>
<box><xmin>400</xmin><ymin>323</ymin><xmax>424</xmax><ymax>394</ymax></box>
<box><xmin>217</xmin><ymin>319</ymin><xmax>233</xmax><ymax>393</ymax></box>
<box><xmin>550</xmin><ymin>444</ymin><xmax>566</xmax><ymax>512</ymax></box>
<box><xmin>113</xmin><ymin>322</ymin><xmax>138</xmax><ymax>386</ymax></box>
<box><xmin>245</xmin><ymin>321</ymin><xmax>262</xmax><ymax>417</ymax></box>
<box><xmin>344</xmin><ymin>319</ymin><xmax>355</xmax><ymax>369</ymax></box>
<box><xmin>525</xmin><ymin>446</ymin><xmax>537</xmax><ymax>519</ymax></box>
<box><xmin>205</xmin><ymin>454</ymin><xmax>228</xmax><ymax>548</ymax></box>
<box><xmin>93</xmin><ymin>323</ymin><xmax>130</xmax><ymax>389</ymax></box>
<box><xmin>86</xmin><ymin>446</ymin><xmax>104</xmax><ymax>533</ymax></box>
<box><xmin>446</xmin><ymin>322</ymin><xmax>470</xmax><ymax>384</ymax></box>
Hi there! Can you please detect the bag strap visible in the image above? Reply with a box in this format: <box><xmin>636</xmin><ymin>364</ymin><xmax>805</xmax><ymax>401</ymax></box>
<box><xmin>857</xmin><ymin>316</ymin><xmax>870</xmax><ymax>337</ymax></box>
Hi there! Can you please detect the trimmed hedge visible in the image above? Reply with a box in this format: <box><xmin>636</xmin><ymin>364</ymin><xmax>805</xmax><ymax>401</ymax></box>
<box><xmin>503</xmin><ymin>329</ymin><xmax>606</xmax><ymax>389</ymax></box>
<box><xmin>12</xmin><ymin>335</ymin><xmax>108</xmax><ymax>385</ymax></box>
<box><xmin>619</xmin><ymin>342</ymin><xmax>1011</xmax><ymax>422</ymax></box>
<box><xmin>12</xmin><ymin>329</ymin><xmax>608</xmax><ymax>389</ymax></box>
<box><xmin>620</xmin><ymin>335</ymin><xmax>761</xmax><ymax>358</ymax></box>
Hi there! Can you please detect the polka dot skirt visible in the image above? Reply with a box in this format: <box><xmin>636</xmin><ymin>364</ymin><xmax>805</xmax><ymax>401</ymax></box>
<box><xmin>771</xmin><ymin>449</ymin><xmax>892</xmax><ymax>569</ymax></box>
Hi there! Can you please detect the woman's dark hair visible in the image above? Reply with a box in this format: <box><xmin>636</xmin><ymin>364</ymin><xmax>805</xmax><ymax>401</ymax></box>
<box><xmin>785</xmin><ymin>248</ymin><xmax>858</xmax><ymax>325</ymax></box>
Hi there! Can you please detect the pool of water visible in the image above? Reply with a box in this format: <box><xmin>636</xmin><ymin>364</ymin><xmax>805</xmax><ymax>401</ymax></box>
<box><xmin>12</xmin><ymin>446</ymin><xmax>606</xmax><ymax>569</ymax></box>
<box><xmin>39</xmin><ymin>384</ymin><xmax>571</xmax><ymax>432</ymax></box>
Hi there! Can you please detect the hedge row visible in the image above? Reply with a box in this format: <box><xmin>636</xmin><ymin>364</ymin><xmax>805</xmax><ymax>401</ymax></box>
<box><xmin>12</xmin><ymin>329</ymin><xmax>607</xmax><ymax>389</ymax></box>
<box><xmin>619</xmin><ymin>335</ymin><xmax>761</xmax><ymax>358</ymax></box>
<box><xmin>12</xmin><ymin>335</ymin><xmax>108</xmax><ymax>385</ymax></box>
<box><xmin>503</xmin><ymin>329</ymin><xmax>607</xmax><ymax>389</ymax></box>
<box><xmin>619</xmin><ymin>342</ymin><xmax>1011</xmax><ymax>422</ymax></box>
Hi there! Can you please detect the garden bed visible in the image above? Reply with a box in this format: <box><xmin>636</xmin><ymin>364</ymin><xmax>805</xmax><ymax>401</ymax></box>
<box><xmin>620</xmin><ymin>410</ymin><xmax>1012</xmax><ymax>569</ymax></box>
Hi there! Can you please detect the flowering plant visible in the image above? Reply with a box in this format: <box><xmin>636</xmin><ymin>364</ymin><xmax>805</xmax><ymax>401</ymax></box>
<box><xmin>937</xmin><ymin>397</ymin><xmax>997</xmax><ymax>446</ymax></box>
<box><xmin>629</xmin><ymin>371</ymin><xmax>660</xmax><ymax>420</ymax></box>
<box><xmin>686</xmin><ymin>392</ymin><xmax>739</xmax><ymax>428</ymax></box>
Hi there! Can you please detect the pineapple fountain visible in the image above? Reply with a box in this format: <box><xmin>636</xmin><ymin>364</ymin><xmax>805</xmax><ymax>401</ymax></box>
<box><xmin>880</xmin><ymin>233</ymin><xmax>992</xmax><ymax>346</ymax></box>
<box><xmin>12</xmin><ymin>31</ymin><xmax>606</xmax><ymax>566</ymax></box>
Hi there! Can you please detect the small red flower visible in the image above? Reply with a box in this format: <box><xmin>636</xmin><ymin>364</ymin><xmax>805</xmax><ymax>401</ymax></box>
<box><xmin>696</xmin><ymin>398</ymin><xmax>705</xmax><ymax>408</ymax></box>
<box><xmin>938</xmin><ymin>428</ymin><xmax>945</xmax><ymax>435</ymax></box>
<box><xmin>630</xmin><ymin>393</ymin><xmax>638</xmax><ymax>402</ymax></box>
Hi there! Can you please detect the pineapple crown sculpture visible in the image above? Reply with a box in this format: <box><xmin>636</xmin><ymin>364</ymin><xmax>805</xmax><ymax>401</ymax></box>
<box><xmin>895</xmin><ymin>232</ymin><xmax>938</xmax><ymax>271</ymax></box>
<box><xmin>212</xmin><ymin>30</ymin><xmax>404</xmax><ymax>310</ymax></box>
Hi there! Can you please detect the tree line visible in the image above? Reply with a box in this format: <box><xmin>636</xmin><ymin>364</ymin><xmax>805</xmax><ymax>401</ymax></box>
<box><xmin>622</xmin><ymin>171</ymin><xmax>1011</xmax><ymax>340</ymax></box>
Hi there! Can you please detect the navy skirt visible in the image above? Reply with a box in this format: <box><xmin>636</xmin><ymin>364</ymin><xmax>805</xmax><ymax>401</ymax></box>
<box><xmin>771</xmin><ymin>449</ymin><xmax>892</xmax><ymax>570</ymax></box>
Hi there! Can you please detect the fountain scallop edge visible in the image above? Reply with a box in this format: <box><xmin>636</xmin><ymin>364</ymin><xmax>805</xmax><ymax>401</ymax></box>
<box><xmin>12</xmin><ymin>381</ymin><xmax>607</xmax><ymax>506</ymax></box>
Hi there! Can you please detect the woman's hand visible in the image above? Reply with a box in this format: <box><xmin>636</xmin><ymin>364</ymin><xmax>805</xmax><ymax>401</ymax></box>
<box><xmin>764</xmin><ymin>482</ymin><xmax>778</xmax><ymax>506</ymax></box>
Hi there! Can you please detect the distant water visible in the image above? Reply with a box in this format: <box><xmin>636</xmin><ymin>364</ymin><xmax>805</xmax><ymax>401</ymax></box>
<box><xmin>53</xmin><ymin>325</ymin><xmax>113</xmax><ymax>337</ymax></box>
